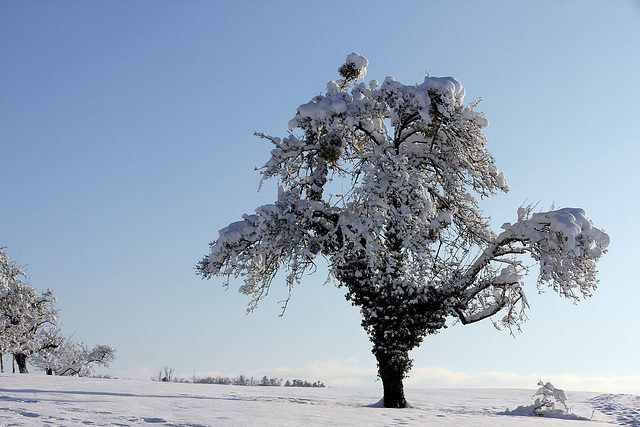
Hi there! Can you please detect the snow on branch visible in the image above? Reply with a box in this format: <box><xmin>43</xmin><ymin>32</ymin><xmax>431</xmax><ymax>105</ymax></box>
<box><xmin>197</xmin><ymin>186</ymin><xmax>335</xmax><ymax>313</ymax></box>
<box><xmin>500</xmin><ymin>207</ymin><xmax>609</xmax><ymax>300</ymax></box>
<box><xmin>338</xmin><ymin>52</ymin><xmax>369</xmax><ymax>82</ymax></box>
<box><xmin>455</xmin><ymin>206</ymin><xmax>609</xmax><ymax>329</ymax></box>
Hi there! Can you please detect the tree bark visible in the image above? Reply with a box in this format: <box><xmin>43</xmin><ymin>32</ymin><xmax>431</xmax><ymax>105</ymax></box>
<box><xmin>14</xmin><ymin>353</ymin><xmax>28</xmax><ymax>374</ymax></box>
<box><xmin>377</xmin><ymin>354</ymin><xmax>407</xmax><ymax>408</ymax></box>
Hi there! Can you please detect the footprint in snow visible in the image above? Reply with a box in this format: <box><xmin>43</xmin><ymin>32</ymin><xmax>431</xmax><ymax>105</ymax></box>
<box><xmin>590</xmin><ymin>394</ymin><xmax>640</xmax><ymax>426</ymax></box>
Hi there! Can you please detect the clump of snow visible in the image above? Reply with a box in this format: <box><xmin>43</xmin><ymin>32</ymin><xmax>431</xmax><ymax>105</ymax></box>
<box><xmin>338</xmin><ymin>52</ymin><xmax>368</xmax><ymax>80</ymax></box>
<box><xmin>216</xmin><ymin>216</ymin><xmax>259</xmax><ymax>246</ymax></box>
<box><xmin>504</xmin><ymin>207</ymin><xmax>610</xmax><ymax>254</ymax></box>
<box><xmin>295</xmin><ymin>96</ymin><xmax>349</xmax><ymax>122</ymax></box>
<box><xmin>418</xmin><ymin>75</ymin><xmax>466</xmax><ymax>103</ymax></box>
<box><xmin>488</xmin><ymin>164</ymin><xmax>509</xmax><ymax>191</ymax></box>
<box><xmin>345</xmin><ymin>52</ymin><xmax>368</xmax><ymax>76</ymax></box>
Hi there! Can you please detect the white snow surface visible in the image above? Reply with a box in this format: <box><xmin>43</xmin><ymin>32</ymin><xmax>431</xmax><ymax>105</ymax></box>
<box><xmin>1</xmin><ymin>374</ymin><xmax>639</xmax><ymax>426</ymax></box>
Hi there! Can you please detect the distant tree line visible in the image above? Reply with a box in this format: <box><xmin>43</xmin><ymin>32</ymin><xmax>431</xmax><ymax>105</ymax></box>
<box><xmin>193</xmin><ymin>375</ymin><xmax>325</xmax><ymax>388</ymax></box>
<box><xmin>152</xmin><ymin>366</ymin><xmax>325</xmax><ymax>387</ymax></box>
<box><xmin>284</xmin><ymin>379</ymin><xmax>325</xmax><ymax>388</ymax></box>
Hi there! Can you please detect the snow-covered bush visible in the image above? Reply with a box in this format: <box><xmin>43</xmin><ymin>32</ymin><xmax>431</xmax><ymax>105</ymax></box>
<box><xmin>532</xmin><ymin>381</ymin><xmax>569</xmax><ymax>416</ymax></box>
<box><xmin>501</xmin><ymin>380</ymin><xmax>588</xmax><ymax>419</ymax></box>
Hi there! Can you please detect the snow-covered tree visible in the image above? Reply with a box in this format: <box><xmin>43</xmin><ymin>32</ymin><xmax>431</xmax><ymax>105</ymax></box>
<box><xmin>0</xmin><ymin>248</ymin><xmax>59</xmax><ymax>373</ymax></box>
<box><xmin>30</xmin><ymin>335</ymin><xmax>115</xmax><ymax>377</ymax></box>
<box><xmin>532</xmin><ymin>380</ymin><xmax>569</xmax><ymax>416</ymax></box>
<box><xmin>196</xmin><ymin>54</ymin><xmax>610</xmax><ymax>408</ymax></box>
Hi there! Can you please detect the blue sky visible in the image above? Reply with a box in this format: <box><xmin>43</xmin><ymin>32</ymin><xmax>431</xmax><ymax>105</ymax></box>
<box><xmin>2</xmin><ymin>0</ymin><xmax>639</xmax><ymax>392</ymax></box>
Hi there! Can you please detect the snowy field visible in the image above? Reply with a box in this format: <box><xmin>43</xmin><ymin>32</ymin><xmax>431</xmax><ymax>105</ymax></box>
<box><xmin>1</xmin><ymin>374</ymin><xmax>639</xmax><ymax>426</ymax></box>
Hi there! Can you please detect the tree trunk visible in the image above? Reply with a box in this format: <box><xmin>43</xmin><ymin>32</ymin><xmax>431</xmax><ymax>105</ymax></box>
<box><xmin>377</xmin><ymin>354</ymin><xmax>407</xmax><ymax>408</ymax></box>
<box><xmin>14</xmin><ymin>353</ymin><xmax>28</xmax><ymax>374</ymax></box>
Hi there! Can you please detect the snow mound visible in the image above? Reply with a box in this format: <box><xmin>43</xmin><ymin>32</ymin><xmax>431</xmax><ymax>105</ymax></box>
<box><xmin>500</xmin><ymin>404</ymin><xmax>590</xmax><ymax>421</ymax></box>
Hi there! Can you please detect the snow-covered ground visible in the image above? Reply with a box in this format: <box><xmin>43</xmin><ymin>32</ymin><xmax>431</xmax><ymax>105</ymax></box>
<box><xmin>0</xmin><ymin>374</ymin><xmax>638</xmax><ymax>426</ymax></box>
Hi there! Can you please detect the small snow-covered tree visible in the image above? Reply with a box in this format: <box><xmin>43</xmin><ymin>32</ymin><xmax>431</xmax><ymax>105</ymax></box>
<box><xmin>0</xmin><ymin>248</ymin><xmax>59</xmax><ymax>373</ymax></box>
<box><xmin>503</xmin><ymin>380</ymin><xmax>573</xmax><ymax>417</ymax></box>
<box><xmin>532</xmin><ymin>381</ymin><xmax>569</xmax><ymax>416</ymax></box>
<box><xmin>196</xmin><ymin>54</ymin><xmax>610</xmax><ymax>407</ymax></box>
<box><xmin>30</xmin><ymin>336</ymin><xmax>115</xmax><ymax>377</ymax></box>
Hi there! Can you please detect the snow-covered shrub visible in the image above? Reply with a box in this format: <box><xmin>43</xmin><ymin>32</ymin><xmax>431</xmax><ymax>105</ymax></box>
<box><xmin>501</xmin><ymin>380</ymin><xmax>588</xmax><ymax>419</ymax></box>
<box><xmin>532</xmin><ymin>381</ymin><xmax>569</xmax><ymax>416</ymax></box>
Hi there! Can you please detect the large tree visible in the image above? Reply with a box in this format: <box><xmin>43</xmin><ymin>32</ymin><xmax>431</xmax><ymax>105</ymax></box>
<box><xmin>197</xmin><ymin>54</ymin><xmax>609</xmax><ymax>408</ymax></box>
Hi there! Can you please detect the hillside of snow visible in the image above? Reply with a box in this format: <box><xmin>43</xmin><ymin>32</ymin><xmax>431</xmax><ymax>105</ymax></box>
<box><xmin>0</xmin><ymin>374</ymin><xmax>638</xmax><ymax>426</ymax></box>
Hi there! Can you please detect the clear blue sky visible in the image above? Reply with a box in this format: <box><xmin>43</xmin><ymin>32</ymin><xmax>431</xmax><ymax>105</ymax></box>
<box><xmin>2</xmin><ymin>0</ymin><xmax>639</xmax><ymax>393</ymax></box>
